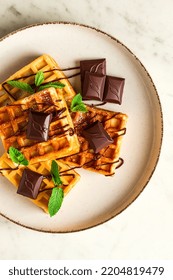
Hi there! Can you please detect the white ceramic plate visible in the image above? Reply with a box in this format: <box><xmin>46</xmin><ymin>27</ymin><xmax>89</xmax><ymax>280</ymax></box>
<box><xmin>0</xmin><ymin>22</ymin><xmax>162</xmax><ymax>233</ymax></box>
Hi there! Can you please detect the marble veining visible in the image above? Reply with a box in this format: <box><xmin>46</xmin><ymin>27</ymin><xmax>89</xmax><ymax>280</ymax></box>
<box><xmin>8</xmin><ymin>5</ymin><xmax>22</xmax><ymax>17</ymax></box>
<box><xmin>0</xmin><ymin>0</ymin><xmax>173</xmax><ymax>260</ymax></box>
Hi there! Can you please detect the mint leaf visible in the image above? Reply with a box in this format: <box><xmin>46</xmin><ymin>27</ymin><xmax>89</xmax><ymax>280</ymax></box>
<box><xmin>7</xmin><ymin>80</ymin><xmax>34</xmax><ymax>93</ymax></box>
<box><xmin>38</xmin><ymin>82</ymin><xmax>65</xmax><ymax>91</ymax></box>
<box><xmin>35</xmin><ymin>71</ymin><xmax>44</xmax><ymax>86</ymax></box>
<box><xmin>71</xmin><ymin>93</ymin><xmax>82</xmax><ymax>108</ymax></box>
<box><xmin>50</xmin><ymin>160</ymin><xmax>63</xmax><ymax>186</ymax></box>
<box><xmin>70</xmin><ymin>93</ymin><xmax>87</xmax><ymax>112</ymax></box>
<box><xmin>71</xmin><ymin>103</ymin><xmax>87</xmax><ymax>112</ymax></box>
<box><xmin>48</xmin><ymin>187</ymin><xmax>64</xmax><ymax>217</ymax></box>
<box><xmin>9</xmin><ymin>147</ymin><xmax>29</xmax><ymax>166</ymax></box>
<box><xmin>48</xmin><ymin>161</ymin><xmax>64</xmax><ymax>217</ymax></box>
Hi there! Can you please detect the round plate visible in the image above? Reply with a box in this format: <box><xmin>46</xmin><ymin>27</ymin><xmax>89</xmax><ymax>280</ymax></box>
<box><xmin>0</xmin><ymin>22</ymin><xmax>163</xmax><ymax>233</ymax></box>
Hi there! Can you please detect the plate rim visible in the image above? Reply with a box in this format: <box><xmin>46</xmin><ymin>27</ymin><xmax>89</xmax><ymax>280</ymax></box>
<box><xmin>0</xmin><ymin>21</ymin><xmax>163</xmax><ymax>233</ymax></box>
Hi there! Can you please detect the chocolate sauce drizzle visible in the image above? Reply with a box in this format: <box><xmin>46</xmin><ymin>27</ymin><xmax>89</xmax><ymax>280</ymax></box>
<box><xmin>2</xmin><ymin>67</ymin><xmax>81</xmax><ymax>101</ymax></box>
<box><xmin>5</xmin><ymin>100</ymin><xmax>75</xmax><ymax>139</ymax></box>
<box><xmin>1</xmin><ymin>99</ymin><xmax>126</xmax><ymax>175</ymax></box>
<box><xmin>1</xmin><ymin>66</ymin><xmax>127</xmax><ymax>176</ymax></box>
<box><xmin>90</xmin><ymin>101</ymin><xmax>106</xmax><ymax>107</ymax></box>
<box><xmin>7</xmin><ymin>67</ymin><xmax>80</xmax><ymax>81</ymax></box>
<box><xmin>58</xmin><ymin>141</ymin><xmax>125</xmax><ymax>175</ymax></box>
<box><xmin>58</xmin><ymin>109</ymin><xmax>127</xmax><ymax>175</ymax></box>
<box><xmin>74</xmin><ymin>111</ymin><xmax>126</xmax><ymax>138</ymax></box>
<box><xmin>0</xmin><ymin>166</ymin><xmax>19</xmax><ymax>174</ymax></box>
<box><xmin>59</xmin><ymin>154</ymin><xmax>124</xmax><ymax>175</ymax></box>
<box><xmin>2</xmin><ymin>83</ymin><xmax>16</xmax><ymax>101</ymax></box>
<box><xmin>0</xmin><ymin>163</ymin><xmax>76</xmax><ymax>196</ymax></box>
<box><xmin>35</xmin><ymin>171</ymin><xmax>76</xmax><ymax>194</ymax></box>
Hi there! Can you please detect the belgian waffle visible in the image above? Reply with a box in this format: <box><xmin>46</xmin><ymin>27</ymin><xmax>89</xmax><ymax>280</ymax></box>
<box><xmin>0</xmin><ymin>54</ymin><xmax>76</xmax><ymax>106</ymax></box>
<box><xmin>0</xmin><ymin>153</ymin><xmax>80</xmax><ymax>213</ymax></box>
<box><xmin>0</xmin><ymin>88</ymin><xmax>79</xmax><ymax>164</ymax></box>
<box><xmin>61</xmin><ymin>105</ymin><xmax>128</xmax><ymax>176</ymax></box>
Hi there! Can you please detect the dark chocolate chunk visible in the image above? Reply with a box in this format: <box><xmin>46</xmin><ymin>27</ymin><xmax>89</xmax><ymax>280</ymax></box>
<box><xmin>80</xmin><ymin>58</ymin><xmax>106</xmax><ymax>84</ymax></box>
<box><xmin>82</xmin><ymin>72</ymin><xmax>106</xmax><ymax>101</ymax></box>
<box><xmin>103</xmin><ymin>76</ymin><xmax>125</xmax><ymax>104</ymax></box>
<box><xmin>17</xmin><ymin>169</ymin><xmax>43</xmax><ymax>199</ymax></box>
<box><xmin>26</xmin><ymin>110</ymin><xmax>52</xmax><ymax>141</ymax></box>
<box><xmin>83</xmin><ymin>120</ymin><xmax>113</xmax><ymax>153</ymax></box>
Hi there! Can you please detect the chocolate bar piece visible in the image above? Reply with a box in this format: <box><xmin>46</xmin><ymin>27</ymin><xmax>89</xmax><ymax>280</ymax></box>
<box><xmin>17</xmin><ymin>169</ymin><xmax>43</xmax><ymax>199</ymax></box>
<box><xmin>103</xmin><ymin>76</ymin><xmax>125</xmax><ymax>104</ymax></box>
<box><xmin>83</xmin><ymin>120</ymin><xmax>113</xmax><ymax>153</ymax></box>
<box><xmin>26</xmin><ymin>111</ymin><xmax>52</xmax><ymax>142</ymax></box>
<box><xmin>80</xmin><ymin>58</ymin><xmax>106</xmax><ymax>84</ymax></box>
<box><xmin>82</xmin><ymin>72</ymin><xmax>106</xmax><ymax>101</ymax></box>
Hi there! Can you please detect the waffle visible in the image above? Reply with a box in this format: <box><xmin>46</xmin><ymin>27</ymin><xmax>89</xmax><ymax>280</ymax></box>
<box><xmin>0</xmin><ymin>54</ymin><xmax>76</xmax><ymax>106</ymax></box>
<box><xmin>0</xmin><ymin>153</ymin><xmax>80</xmax><ymax>213</ymax></box>
<box><xmin>61</xmin><ymin>105</ymin><xmax>128</xmax><ymax>176</ymax></box>
<box><xmin>0</xmin><ymin>88</ymin><xmax>79</xmax><ymax>164</ymax></box>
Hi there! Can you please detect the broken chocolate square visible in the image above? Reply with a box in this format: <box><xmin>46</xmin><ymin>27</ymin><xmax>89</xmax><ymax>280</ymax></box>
<box><xmin>80</xmin><ymin>58</ymin><xmax>106</xmax><ymax>84</ymax></box>
<box><xmin>103</xmin><ymin>76</ymin><xmax>125</xmax><ymax>104</ymax></box>
<box><xmin>17</xmin><ymin>169</ymin><xmax>43</xmax><ymax>199</ymax></box>
<box><xmin>83</xmin><ymin>120</ymin><xmax>113</xmax><ymax>153</ymax></box>
<box><xmin>82</xmin><ymin>72</ymin><xmax>106</xmax><ymax>101</ymax></box>
<box><xmin>26</xmin><ymin>110</ymin><xmax>52</xmax><ymax>141</ymax></box>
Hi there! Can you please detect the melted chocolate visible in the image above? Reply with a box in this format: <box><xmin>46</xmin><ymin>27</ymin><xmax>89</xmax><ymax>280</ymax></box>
<box><xmin>59</xmin><ymin>152</ymin><xmax>124</xmax><ymax>174</ymax></box>
<box><xmin>0</xmin><ymin>166</ymin><xmax>18</xmax><ymax>173</ymax></box>
<box><xmin>114</xmin><ymin>128</ymin><xmax>127</xmax><ymax>137</ymax></box>
<box><xmin>49</xmin><ymin>124</ymin><xmax>74</xmax><ymax>137</ymax></box>
<box><xmin>2</xmin><ymin>83</ymin><xmax>16</xmax><ymax>100</ymax></box>
<box><xmin>90</xmin><ymin>101</ymin><xmax>106</xmax><ymax>107</ymax></box>
<box><xmin>7</xmin><ymin>100</ymin><xmax>61</xmax><ymax>110</ymax></box>
<box><xmin>2</xmin><ymin>65</ymin><xmax>126</xmax><ymax>106</ymax></box>
<box><xmin>58</xmin><ymin>117</ymin><xmax>126</xmax><ymax>175</ymax></box>
<box><xmin>2</xmin><ymin>68</ymin><xmax>81</xmax><ymax>100</ymax></box>
<box><xmin>5</xmin><ymin>104</ymin><xmax>67</xmax><ymax>139</ymax></box>
<box><xmin>52</xmin><ymin>107</ymin><xmax>66</xmax><ymax>118</ymax></box>
<box><xmin>1</xmin><ymin>66</ymin><xmax>126</xmax><ymax>176</ymax></box>
<box><xmin>6</xmin><ymin>67</ymin><xmax>80</xmax><ymax>81</ymax></box>
<box><xmin>17</xmin><ymin>169</ymin><xmax>43</xmax><ymax>199</ymax></box>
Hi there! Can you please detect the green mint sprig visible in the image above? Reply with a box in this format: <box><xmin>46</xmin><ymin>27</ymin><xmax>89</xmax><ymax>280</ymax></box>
<box><xmin>48</xmin><ymin>160</ymin><xmax>64</xmax><ymax>217</ymax></box>
<box><xmin>35</xmin><ymin>71</ymin><xmax>44</xmax><ymax>86</ymax></box>
<box><xmin>38</xmin><ymin>82</ymin><xmax>65</xmax><ymax>91</ymax></box>
<box><xmin>9</xmin><ymin>147</ymin><xmax>29</xmax><ymax>166</ymax></box>
<box><xmin>7</xmin><ymin>71</ymin><xmax>65</xmax><ymax>94</ymax></box>
<box><xmin>70</xmin><ymin>93</ymin><xmax>87</xmax><ymax>112</ymax></box>
<box><xmin>48</xmin><ymin>187</ymin><xmax>64</xmax><ymax>217</ymax></box>
<box><xmin>50</xmin><ymin>160</ymin><xmax>63</xmax><ymax>186</ymax></box>
<box><xmin>7</xmin><ymin>80</ymin><xmax>34</xmax><ymax>94</ymax></box>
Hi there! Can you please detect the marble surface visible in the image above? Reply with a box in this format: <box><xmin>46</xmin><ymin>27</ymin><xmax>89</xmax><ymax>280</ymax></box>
<box><xmin>0</xmin><ymin>0</ymin><xmax>173</xmax><ymax>260</ymax></box>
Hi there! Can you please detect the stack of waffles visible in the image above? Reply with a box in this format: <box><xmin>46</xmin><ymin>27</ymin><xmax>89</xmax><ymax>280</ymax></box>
<box><xmin>0</xmin><ymin>54</ymin><xmax>128</xmax><ymax>214</ymax></box>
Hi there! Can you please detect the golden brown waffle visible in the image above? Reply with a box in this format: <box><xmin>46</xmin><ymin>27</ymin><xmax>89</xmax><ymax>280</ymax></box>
<box><xmin>0</xmin><ymin>153</ymin><xmax>80</xmax><ymax>213</ymax></box>
<box><xmin>0</xmin><ymin>54</ymin><xmax>76</xmax><ymax>106</ymax></box>
<box><xmin>61</xmin><ymin>105</ymin><xmax>128</xmax><ymax>176</ymax></box>
<box><xmin>0</xmin><ymin>88</ymin><xmax>79</xmax><ymax>164</ymax></box>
